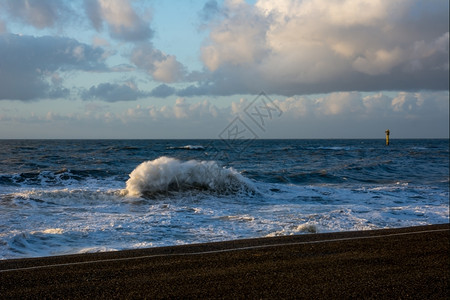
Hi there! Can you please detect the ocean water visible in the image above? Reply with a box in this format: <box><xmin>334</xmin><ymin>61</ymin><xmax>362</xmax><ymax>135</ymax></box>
<box><xmin>0</xmin><ymin>139</ymin><xmax>448</xmax><ymax>259</ymax></box>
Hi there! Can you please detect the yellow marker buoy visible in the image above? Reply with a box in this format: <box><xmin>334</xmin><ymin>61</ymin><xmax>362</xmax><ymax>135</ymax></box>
<box><xmin>385</xmin><ymin>129</ymin><xmax>390</xmax><ymax>146</ymax></box>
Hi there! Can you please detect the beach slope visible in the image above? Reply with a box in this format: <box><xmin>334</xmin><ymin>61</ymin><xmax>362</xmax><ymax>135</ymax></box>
<box><xmin>1</xmin><ymin>224</ymin><xmax>448</xmax><ymax>299</ymax></box>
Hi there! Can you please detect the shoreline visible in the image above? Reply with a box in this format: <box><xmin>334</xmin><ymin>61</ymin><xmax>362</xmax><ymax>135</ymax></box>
<box><xmin>1</xmin><ymin>224</ymin><xmax>449</xmax><ymax>298</ymax></box>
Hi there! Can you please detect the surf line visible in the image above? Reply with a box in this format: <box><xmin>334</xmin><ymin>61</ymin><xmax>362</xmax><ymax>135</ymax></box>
<box><xmin>1</xmin><ymin>228</ymin><xmax>448</xmax><ymax>273</ymax></box>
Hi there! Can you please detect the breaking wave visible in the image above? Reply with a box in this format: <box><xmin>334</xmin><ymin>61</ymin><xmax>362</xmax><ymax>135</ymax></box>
<box><xmin>123</xmin><ymin>156</ymin><xmax>256</xmax><ymax>197</ymax></box>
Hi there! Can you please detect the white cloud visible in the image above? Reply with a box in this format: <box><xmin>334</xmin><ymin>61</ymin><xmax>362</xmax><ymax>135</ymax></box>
<box><xmin>315</xmin><ymin>92</ymin><xmax>364</xmax><ymax>115</ymax></box>
<box><xmin>201</xmin><ymin>1</ymin><xmax>269</xmax><ymax>71</ymax></box>
<box><xmin>146</xmin><ymin>98</ymin><xmax>222</xmax><ymax>121</ymax></box>
<box><xmin>361</xmin><ymin>93</ymin><xmax>391</xmax><ymax>114</ymax></box>
<box><xmin>267</xmin><ymin>91</ymin><xmax>449</xmax><ymax>123</ymax></box>
<box><xmin>1</xmin><ymin>91</ymin><xmax>448</xmax><ymax>138</ymax></box>
<box><xmin>257</xmin><ymin>0</ymin><xmax>400</xmax><ymax>27</ymax></box>
<box><xmin>133</xmin><ymin>91</ymin><xmax>448</xmax><ymax>130</ymax></box>
<box><xmin>131</xmin><ymin>44</ymin><xmax>186</xmax><ymax>83</ymax></box>
<box><xmin>391</xmin><ymin>92</ymin><xmax>423</xmax><ymax>112</ymax></box>
<box><xmin>174</xmin><ymin>98</ymin><xmax>189</xmax><ymax>119</ymax></box>
<box><xmin>152</xmin><ymin>55</ymin><xmax>185</xmax><ymax>83</ymax></box>
<box><xmin>352</xmin><ymin>47</ymin><xmax>404</xmax><ymax>76</ymax></box>
<box><xmin>198</xmin><ymin>0</ymin><xmax>449</xmax><ymax>96</ymax></box>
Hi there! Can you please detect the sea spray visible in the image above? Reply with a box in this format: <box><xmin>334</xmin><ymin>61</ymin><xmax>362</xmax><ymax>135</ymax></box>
<box><xmin>124</xmin><ymin>156</ymin><xmax>256</xmax><ymax>197</ymax></box>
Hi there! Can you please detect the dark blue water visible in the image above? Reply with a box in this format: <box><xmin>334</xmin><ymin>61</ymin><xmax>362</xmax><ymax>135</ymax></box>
<box><xmin>0</xmin><ymin>139</ymin><xmax>448</xmax><ymax>259</ymax></box>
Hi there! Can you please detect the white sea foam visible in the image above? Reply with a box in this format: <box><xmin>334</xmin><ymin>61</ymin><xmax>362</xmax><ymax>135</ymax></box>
<box><xmin>30</xmin><ymin>228</ymin><xmax>64</xmax><ymax>235</ymax></box>
<box><xmin>265</xmin><ymin>223</ymin><xmax>319</xmax><ymax>237</ymax></box>
<box><xmin>216</xmin><ymin>215</ymin><xmax>255</xmax><ymax>222</ymax></box>
<box><xmin>76</xmin><ymin>247</ymin><xmax>118</xmax><ymax>254</ymax></box>
<box><xmin>167</xmin><ymin>145</ymin><xmax>205</xmax><ymax>150</ymax></box>
<box><xmin>295</xmin><ymin>223</ymin><xmax>319</xmax><ymax>233</ymax></box>
<box><xmin>123</xmin><ymin>156</ymin><xmax>256</xmax><ymax>197</ymax></box>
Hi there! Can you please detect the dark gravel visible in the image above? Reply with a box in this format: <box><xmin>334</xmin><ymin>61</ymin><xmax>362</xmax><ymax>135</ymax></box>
<box><xmin>1</xmin><ymin>224</ymin><xmax>448</xmax><ymax>299</ymax></box>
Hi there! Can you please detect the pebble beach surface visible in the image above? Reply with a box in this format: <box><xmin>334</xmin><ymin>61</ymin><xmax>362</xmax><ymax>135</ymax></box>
<box><xmin>1</xmin><ymin>224</ymin><xmax>448</xmax><ymax>299</ymax></box>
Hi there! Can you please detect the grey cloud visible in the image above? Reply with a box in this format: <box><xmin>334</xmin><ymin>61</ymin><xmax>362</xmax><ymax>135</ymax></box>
<box><xmin>47</xmin><ymin>87</ymin><xmax>70</xmax><ymax>99</ymax></box>
<box><xmin>2</xmin><ymin>0</ymin><xmax>70</xmax><ymax>29</ymax></box>
<box><xmin>149</xmin><ymin>84</ymin><xmax>176</xmax><ymax>98</ymax></box>
<box><xmin>199</xmin><ymin>0</ymin><xmax>220</xmax><ymax>21</ymax></box>
<box><xmin>0</xmin><ymin>34</ymin><xmax>106</xmax><ymax>100</ymax></box>
<box><xmin>110</xmin><ymin>64</ymin><xmax>136</xmax><ymax>72</ymax></box>
<box><xmin>177</xmin><ymin>65</ymin><xmax>268</xmax><ymax>97</ymax></box>
<box><xmin>0</xmin><ymin>34</ymin><xmax>105</xmax><ymax>70</ymax></box>
<box><xmin>81</xmin><ymin>82</ymin><xmax>148</xmax><ymax>102</ymax></box>
<box><xmin>0</xmin><ymin>20</ymin><xmax>6</xmax><ymax>33</ymax></box>
<box><xmin>84</xmin><ymin>0</ymin><xmax>153</xmax><ymax>42</ymax></box>
<box><xmin>181</xmin><ymin>66</ymin><xmax>449</xmax><ymax>98</ymax></box>
<box><xmin>83</xmin><ymin>0</ymin><xmax>103</xmax><ymax>31</ymax></box>
<box><xmin>177</xmin><ymin>84</ymin><xmax>213</xmax><ymax>97</ymax></box>
<box><xmin>109</xmin><ymin>21</ymin><xmax>153</xmax><ymax>42</ymax></box>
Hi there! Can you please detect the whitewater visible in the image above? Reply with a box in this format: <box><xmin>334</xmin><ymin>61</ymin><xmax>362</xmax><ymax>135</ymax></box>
<box><xmin>0</xmin><ymin>139</ymin><xmax>448</xmax><ymax>259</ymax></box>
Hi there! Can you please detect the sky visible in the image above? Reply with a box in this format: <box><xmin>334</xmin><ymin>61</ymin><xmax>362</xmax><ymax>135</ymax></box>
<box><xmin>0</xmin><ymin>0</ymin><xmax>448</xmax><ymax>139</ymax></box>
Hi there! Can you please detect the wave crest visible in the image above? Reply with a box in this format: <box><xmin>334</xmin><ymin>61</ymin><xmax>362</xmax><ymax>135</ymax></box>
<box><xmin>124</xmin><ymin>156</ymin><xmax>255</xmax><ymax>197</ymax></box>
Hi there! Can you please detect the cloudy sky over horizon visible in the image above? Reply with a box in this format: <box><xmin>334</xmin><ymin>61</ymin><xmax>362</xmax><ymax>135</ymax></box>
<box><xmin>0</xmin><ymin>0</ymin><xmax>448</xmax><ymax>139</ymax></box>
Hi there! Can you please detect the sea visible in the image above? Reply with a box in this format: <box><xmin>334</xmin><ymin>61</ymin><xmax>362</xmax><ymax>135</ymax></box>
<box><xmin>0</xmin><ymin>139</ymin><xmax>448</xmax><ymax>259</ymax></box>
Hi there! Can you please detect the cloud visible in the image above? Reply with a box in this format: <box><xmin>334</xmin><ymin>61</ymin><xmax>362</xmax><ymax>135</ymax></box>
<box><xmin>0</xmin><ymin>20</ymin><xmax>6</xmax><ymax>33</ymax></box>
<box><xmin>84</xmin><ymin>0</ymin><xmax>153</xmax><ymax>42</ymax></box>
<box><xmin>197</xmin><ymin>0</ymin><xmax>449</xmax><ymax>96</ymax></box>
<box><xmin>149</xmin><ymin>84</ymin><xmax>176</xmax><ymax>98</ymax></box>
<box><xmin>199</xmin><ymin>0</ymin><xmax>221</xmax><ymax>22</ymax></box>
<box><xmin>131</xmin><ymin>44</ymin><xmax>186</xmax><ymax>83</ymax></box>
<box><xmin>3</xmin><ymin>91</ymin><xmax>447</xmax><ymax>139</ymax></box>
<box><xmin>123</xmin><ymin>98</ymin><xmax>223</xmax><ymax>124</ymax></box>
<box><xmin>81</xmin><ymin>81</ymin><xmax>148</xmax><ymax>102</ymax></box>
<box><xmin>271</xmin><ymin>91</ymin><xmax>449</xmax><ymax>121</ymax></box>
<box><xmin>201</xmin><ymin>1</ymin><xmax>270</xmax><ymax>72</ymax></box>
<box><xmin>0</xmin><ymin>34</ymin><xmax>106</xmax><ymax>101</ymax></box>
<box><xmin>1</xmin><ymin>0</ymin><xmax>70</xmax><ymax>29</ymax></box>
